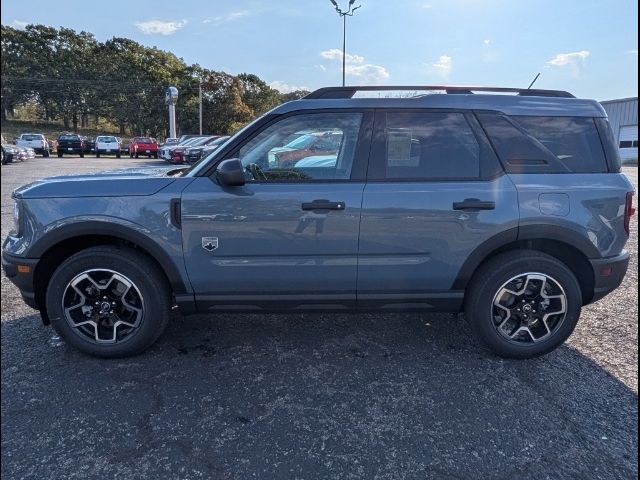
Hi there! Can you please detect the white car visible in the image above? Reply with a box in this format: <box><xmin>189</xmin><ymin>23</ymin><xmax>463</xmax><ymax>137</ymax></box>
<box><xmin>95</xmin><ymin>136</ymin><xmax>121</xmax><ymax>158</ymax></box>
<box><xmin>15</xmin><ymin>133</ymin><xmax>50</xmax><ymax>157</ymax></box>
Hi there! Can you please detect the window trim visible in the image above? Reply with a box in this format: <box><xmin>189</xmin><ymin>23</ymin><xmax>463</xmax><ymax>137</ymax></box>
<box><xmin>367</xmin><ymin>108</ymin><xmax>502</xmax><ymax>183</ymax></box>
<box><xmin>206</xmin><ymin>108</ymin><xmax>374</xmax><ymax>184</ymax></box>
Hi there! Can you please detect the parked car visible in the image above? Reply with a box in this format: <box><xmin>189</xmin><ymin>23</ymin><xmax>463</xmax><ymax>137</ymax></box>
<box><xmin>120</xmin><ymin>139</ymin><xmax>130</xmax><ymax>155</ymax></box>
<box><xmin>24</xmin><ymin>147</ymin><xmax>36</xmax><ymax>159</ymax></box>
<box><xmin>82</xmin><ymin>137</ymin><xmax>96</xmax><ymax>154</ymax></box>
<box><xmin>169</xmin><ymin>135</ymin><xmax>218</xmax><ymax>165</ymax></box>
<box><xmin>268</xmin><ymin>131</ymin><xmax>343</xmax><ymax>168</ymax></box>
<box><xmin>95</xmin><ymin>135</ymin><xmax>121</xmax><ymax>158</ymax></box>
<box><xmin>185</xmin><ymin>136</ymin><xmax>230</xmax><ymax>164</ymax></box>
<box><xmin>2</xmin><ymin>85</ymin><xmax>635</xmax><ymax>358</ymax></box>
<box><xmin>159</xmin><ymin>138</ymin><xmax>179</xmax><ymax>148</ymax></box>
<box><xmin>159</xmin><ymin>136</ymin><xmax>204</xmax><ymax>162</ymax></box>
<box><xmin>56</xmin><ymin>133</ymin><xmax>85</xmax><ymax>157</ymax></box>
<box><xmin>1</xmin><ymin>137</ymin><xmax>20</xmax><ymax>164</ymax></box>
<box><xmin>129</xmin><ymin>137</ymin><xmax>159</xmax><ymax>158</ymax></box>
<box><xmin>15</xmin><ymin>133</ymin><xmax>50</xmax><ymax>157</ymax></box>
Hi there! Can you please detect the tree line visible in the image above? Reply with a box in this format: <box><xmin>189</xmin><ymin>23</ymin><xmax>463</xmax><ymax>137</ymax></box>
<box><xmin>1</xmin><ymin>24</ymin><xmax>309</xmax><ymax>137</ymax></box>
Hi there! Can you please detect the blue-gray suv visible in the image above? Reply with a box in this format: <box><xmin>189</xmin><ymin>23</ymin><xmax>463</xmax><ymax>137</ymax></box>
<box><xmin>2</xmin><ymin>86</ymin><xmax>635</xmax><ymax>358</ymax></box>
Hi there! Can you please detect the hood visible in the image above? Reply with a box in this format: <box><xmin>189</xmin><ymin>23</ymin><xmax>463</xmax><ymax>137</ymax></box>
<box><xmin>13</xmin><ymin>166</ymin><xmax>188</xmax><ymax>199</ymax></box>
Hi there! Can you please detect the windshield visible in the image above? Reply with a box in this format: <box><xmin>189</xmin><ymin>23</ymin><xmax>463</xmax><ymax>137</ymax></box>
<box><xmin>22</xmin><ymin>134</ymin><xmax>44</xmax><ymax>141</ymax></box>
<box><xmin>97</xmin><ymin>136</ymin><xmax>117</xmax><ymax>142</ymax></box>
<box><xmin>59</xmin><ymin>135</ymin><xmax>80</xmax><ymax>141</ymax></box>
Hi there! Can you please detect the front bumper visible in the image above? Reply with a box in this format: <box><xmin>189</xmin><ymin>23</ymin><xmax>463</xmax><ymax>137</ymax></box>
<box><xmin>2</xmin><ymin>251</ymin><xmax>40</xmax><ymax>310</ymax></box>
<box><xmin>589</xmin><ymin>250</ymin><xmax>630</xmax><ymax>303</ymax></box>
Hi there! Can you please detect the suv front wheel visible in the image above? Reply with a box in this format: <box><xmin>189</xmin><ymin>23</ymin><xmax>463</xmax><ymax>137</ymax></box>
<box><xmin>45</xmin><ymin>246</ymin><xmax>171</xmax><ymax>357</ymax></box>
<box><xmin>465</xmin><ymin>250</ymin><xmax>582</xmax><ymax>359</ymax></box>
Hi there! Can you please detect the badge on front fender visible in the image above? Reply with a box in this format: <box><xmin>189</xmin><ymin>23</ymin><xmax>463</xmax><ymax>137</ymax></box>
<box><xmin>202</xmin><ymin>237</ymin><xmax>218</xmax><ymax>252</ymax></box>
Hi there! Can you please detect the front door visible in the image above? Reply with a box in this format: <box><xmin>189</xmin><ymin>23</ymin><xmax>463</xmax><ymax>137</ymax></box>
<box><xmin>181</xmin><ymin>110</ymin><xmax>372</xmax><ymax>312</ymax></box>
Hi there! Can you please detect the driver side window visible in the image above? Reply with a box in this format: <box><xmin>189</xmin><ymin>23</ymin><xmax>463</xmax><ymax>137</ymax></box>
<box><xmin>237</xmin><ymin>112</ymin><xmax>363</xmax><ymax>182</ymax></box>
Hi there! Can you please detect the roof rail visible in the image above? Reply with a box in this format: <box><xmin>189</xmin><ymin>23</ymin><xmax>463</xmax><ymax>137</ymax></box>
<box><xmin>305</xmin><ymin>86</ymin><xmax>575</xmax><ymax>99</ymax></box>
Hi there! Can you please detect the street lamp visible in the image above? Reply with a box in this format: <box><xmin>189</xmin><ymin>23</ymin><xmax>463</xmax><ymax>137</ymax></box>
<box><xmin>329</xmin><ymin>0</ymin><xmax>361</xmax><ymax>86</ymax></box>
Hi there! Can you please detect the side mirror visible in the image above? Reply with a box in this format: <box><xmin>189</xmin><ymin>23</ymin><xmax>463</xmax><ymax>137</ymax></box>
<box><xmin>216</xmin><ymin>158</ymin><xmax>245</xmax><ymax>186</ymax></box>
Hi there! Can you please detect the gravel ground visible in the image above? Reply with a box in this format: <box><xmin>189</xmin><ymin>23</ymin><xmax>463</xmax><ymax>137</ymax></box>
<box><xmin>1</xmin><ymin>157</ymin><xmax>638</xmax><ymax>480</ymax></box>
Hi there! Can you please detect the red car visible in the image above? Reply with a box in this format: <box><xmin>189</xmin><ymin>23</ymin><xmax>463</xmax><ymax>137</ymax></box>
<box><xmin>128</xmin><ymin>137</ymin><xmax>159</xmax><ymax>158</ymax></box>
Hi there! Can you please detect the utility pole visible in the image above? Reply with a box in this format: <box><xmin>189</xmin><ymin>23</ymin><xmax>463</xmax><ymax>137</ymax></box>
<box><xmin>198</xmin><ymin>80</ymin><xmax>203</xmax><ymax>135</ymax></box>
<box><xmin>329</xmin><ymin>0</ymin><xmax>361</xmax><ymax>86</ymax></box>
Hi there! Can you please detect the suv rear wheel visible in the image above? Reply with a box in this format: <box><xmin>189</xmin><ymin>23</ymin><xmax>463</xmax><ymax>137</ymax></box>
<box><xmin>45</xmin><ymin>246</ymin><xmax>171</xmax><ymax>357</ymax></box>
<box><xmin>465</xmin><ymin>250</ymin><xmax>582</xmax><ymax>358</ymax></box>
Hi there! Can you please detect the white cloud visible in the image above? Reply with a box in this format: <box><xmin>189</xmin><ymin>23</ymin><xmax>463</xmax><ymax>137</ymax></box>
<box><xmin>269</xmin><ymin>81</ymin><xmax>309</xmax><ymax>93</ymax></box>
<box><xmin>545</xmin><ymin>50</ymin><xmax>589</xmax><ymax>76</ymax></box>
<box><xmin>12</xmin><ymin>20</ymin><xmax>29</xmax><ymax>29</ymax></box>
<box><xmin>314</xmin><ymin>64</ymin><xmax>327</xmax><ymax>71</ymax></box>
<box><xmin>483</xmin><ymin>39</ymin><xmax>491</xmax><ymax>45</ymax></box>
<box><xmin>546</xmin><ymin>50</ymin><xmax>589</xmax><ymax>67</ymax></box>
<box><xmin>134</xmin><ymin>19</ymin><xmax>187</xmax><ymax>35</ymax></box>
<box><xmin>320</xmin><ymin>49</ymin><xmax>365</xmax><ymax>64</ymax></box>
<box><xmin>203</xmin><ymin>11</ymin><xmax>249</xmax><ymax>26</ymax></box>
<box><xmin>431</xmin><ymin>55</ymin><xmax>452</xmax><ymax>78</ymax></box>
<box><xmin>627</xmin><ymin>49</ymin><xmax>638</xmax><ymax>55</ymax></box>
<box><xmin>319</xmin><ymin>49</ymin><xmax>389</xmax><ymax>83</ymax></box>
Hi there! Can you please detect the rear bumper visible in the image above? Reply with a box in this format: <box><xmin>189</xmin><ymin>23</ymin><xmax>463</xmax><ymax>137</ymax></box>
<box><xmin>2</xmin><ymin>251</ymin><xmax>40</xmax><ymax>310</ymax></box>
<box><xmin>588</xmin><ymin>251</ymin><xmax>630</xmax><ymax>303</ymax></box>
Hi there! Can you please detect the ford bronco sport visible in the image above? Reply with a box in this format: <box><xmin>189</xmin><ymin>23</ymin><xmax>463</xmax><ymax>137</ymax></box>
<box><xmin>2</xmin><ymin>86</ymin><xmax>635</xmax><ymax>358</ymax></box>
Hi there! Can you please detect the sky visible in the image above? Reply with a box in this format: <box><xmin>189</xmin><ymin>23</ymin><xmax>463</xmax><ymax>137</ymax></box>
<box><xmin>2</xmin><ymin>0</ymin><xmax>638</xmax><ymax>101</ymax></box>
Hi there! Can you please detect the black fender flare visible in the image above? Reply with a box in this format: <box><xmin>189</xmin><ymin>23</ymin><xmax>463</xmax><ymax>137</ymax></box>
<box><xmin>29</xmin><ymin>220</ymin><xmax>190</xmax><ymax>295</ymax></box>
<box><xmin>452</xmin><ymin>225</ymin><xmax>600</xmax><ymax>290</ymax></box>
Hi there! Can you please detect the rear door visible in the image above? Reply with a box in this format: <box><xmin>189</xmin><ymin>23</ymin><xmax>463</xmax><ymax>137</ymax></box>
<box><xmin>181</xmin><ymin>110</ymin><xmax>373</xmax><ymax>311</ymax></box>
<box><xmin>357</xmin><ymin>109</ymin><xmax>519</xmax><ymax>310</ymax></box>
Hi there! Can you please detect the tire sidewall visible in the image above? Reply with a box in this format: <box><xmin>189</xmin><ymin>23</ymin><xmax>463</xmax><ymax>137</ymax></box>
<box><xmin>46</xmin><ymin>248</ymin><xmax>169</xmax><ymax>357</ymax></box>
<box><xmin>467</xmin><ymin>252</ymin><xmax>582</xmax><ymax>358</ymax></box>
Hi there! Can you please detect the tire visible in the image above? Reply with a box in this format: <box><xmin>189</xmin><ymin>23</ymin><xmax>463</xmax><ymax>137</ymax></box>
<box><xmin>58</xmin><ymin>152</ymin><xmax>63</xmax><ymax>158</ymax></box>
<box><xmin>135</xmin><ymin>152</ymin><xmax>139</xmax><ymax>159</ymax></box>
<box><xmin>96</xmin><ymin>152</ymin><xmax>100</xmax><ymax>158</ymax></box>
<box><xmin>464</xmin><ymin>250</ymin><xmax>582</xmax><ymax>359</ymax></box>
<box><xmin>154</xmin><ymin>152</ymin><xmax>158</xmax><ymax>159</ymax></box>
<box><xmin>116</xmin><ymin>153</ymin><xmax>121</xmax><ymax>158</ymax></box>
<box><xmin>45</xmin><ymin>246</ymin><xmax>171</xmax><ymax>358</ymax></box>
<box><xmin>80</xmin><ymin>152</ymin><xmax>85</xmax><ymax>158</ymax></box>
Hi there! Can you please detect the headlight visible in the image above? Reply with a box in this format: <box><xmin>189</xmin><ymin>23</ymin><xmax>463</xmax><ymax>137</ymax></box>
<box><xmin>13</xmin><ymin>200</ymin><xmax>21</xmax><ymax>235</ymax></box>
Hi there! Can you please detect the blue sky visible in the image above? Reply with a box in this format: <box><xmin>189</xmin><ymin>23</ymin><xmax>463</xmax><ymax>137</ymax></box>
<box><xmin>2</xmin><ymin>0</ymin><xmax>638</xmax><ymax>100</ymax></box>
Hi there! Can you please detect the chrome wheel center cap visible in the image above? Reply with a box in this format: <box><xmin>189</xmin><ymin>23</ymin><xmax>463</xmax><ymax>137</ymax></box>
<box><xmin>522</xmin><ymin>304</ymin><xmax>533</xmax><ymax>313</ymax></box>
<box><xmin>99</xmin><ymin>302</ymin><xmax>112</xmax><ymax>314</ymax></box>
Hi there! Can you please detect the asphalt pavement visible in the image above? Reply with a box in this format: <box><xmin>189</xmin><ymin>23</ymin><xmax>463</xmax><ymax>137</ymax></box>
<box><xmin>1</xmin><ymin>157</ymin><xmax>638</xmax><ymax>480</ymax></box>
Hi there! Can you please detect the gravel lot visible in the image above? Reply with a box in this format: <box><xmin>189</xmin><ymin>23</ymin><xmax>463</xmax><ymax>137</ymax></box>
<box><xmin>1</xmin><ymin>157</ymin><xmax>638</xmax><ymax>480</ymax></box>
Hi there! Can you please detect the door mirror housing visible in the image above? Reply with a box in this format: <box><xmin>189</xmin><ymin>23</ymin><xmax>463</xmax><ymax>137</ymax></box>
<box><xmin>216</xmin><ymin>158</ymin><xmax>245</xmax><ymax>186</ymax></box>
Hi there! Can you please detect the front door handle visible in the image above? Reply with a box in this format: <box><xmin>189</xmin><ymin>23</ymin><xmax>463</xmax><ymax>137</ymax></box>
<box><xmin>452</xmin><ymin>198</ymin><xmax>496</xmax><ymax>211</ymax></box>
<box><xmin>301</xmin><ymin>200</ymin><xmax>346</xmax><ymax>211</ymax></box>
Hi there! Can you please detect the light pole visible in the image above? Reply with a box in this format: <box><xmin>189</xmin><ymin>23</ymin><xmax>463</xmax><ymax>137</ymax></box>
<box><xmin>329</xmin><ymin>0</ymin><xmax>361</xmax><ymax>86</ymax></box>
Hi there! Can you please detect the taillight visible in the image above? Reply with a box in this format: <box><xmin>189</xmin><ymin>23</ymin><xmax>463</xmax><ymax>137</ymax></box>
<box><xmin>624</xmin><ymin>192</ymin><xmax>636</xmax><ymax>235</ymax></box>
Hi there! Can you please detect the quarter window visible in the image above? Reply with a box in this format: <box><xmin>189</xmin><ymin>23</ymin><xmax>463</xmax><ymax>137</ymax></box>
<box><xmin>381</xmin><ymin>112</ymin><xmax>481</xmax><ymax>179</ymax></box>
<box><xmin>478</xmin><ymin>114</ymin><xmax>607</xmax><ymax>173</ymax></box>
<box><xmin>237</xmin><ymin>112</ymin><xmax>363</xmax><ymax>181</ymax></box>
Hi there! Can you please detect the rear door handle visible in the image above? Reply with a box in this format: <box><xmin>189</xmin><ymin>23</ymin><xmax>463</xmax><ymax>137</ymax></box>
<box><xmin>452</xmin><ymin>198</ymin><xmax>495</xmax><ymax>211</ymax></box>
<box><xmin>301</xmin><ymin>200</ymin><xmax>346</xmax><ymax>211</ymax></box>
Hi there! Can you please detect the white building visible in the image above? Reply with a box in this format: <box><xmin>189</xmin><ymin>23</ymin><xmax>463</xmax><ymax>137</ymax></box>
<box><xmin>600</xmin><ymin>97</ymin><xmax>638</xmax><ymax>163</ymax></box>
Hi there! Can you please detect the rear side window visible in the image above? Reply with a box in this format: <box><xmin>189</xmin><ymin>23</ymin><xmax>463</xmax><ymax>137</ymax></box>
<box><xmin>478</xmin><ymin>113</ymin><xmax>607</xmax><ymax>173</ymax></box>
<box><xmin>380</xmin><ymin>112</ymin><xmax>481</xmax><ymax>179</ymax></box>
